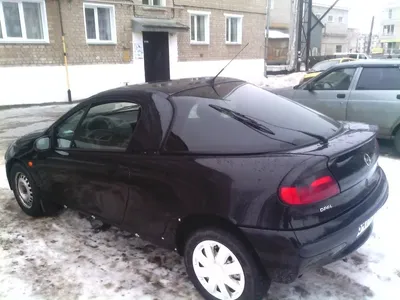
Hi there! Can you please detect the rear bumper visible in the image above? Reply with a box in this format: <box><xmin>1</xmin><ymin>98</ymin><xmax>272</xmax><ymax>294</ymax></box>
<box><xmin>240</xmin><ymin>167</ymin><xmax>388</xmax><ymax>283</ymax></box>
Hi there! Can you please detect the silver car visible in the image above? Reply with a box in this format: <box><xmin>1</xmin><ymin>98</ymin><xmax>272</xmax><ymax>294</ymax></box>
<box><xmin>272</xmin><ymin>60</ymin><xmax>400</xmax><ymax>152</ymax></box>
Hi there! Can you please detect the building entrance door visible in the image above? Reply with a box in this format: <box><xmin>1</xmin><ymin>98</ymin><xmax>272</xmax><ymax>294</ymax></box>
<box><xmin>143</xmin><ymin>32</ymin><xmax>170</xmax><ymax>83</ymax></box>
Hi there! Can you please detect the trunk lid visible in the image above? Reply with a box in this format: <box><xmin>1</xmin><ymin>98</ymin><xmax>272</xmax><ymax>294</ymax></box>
<box><xmin>285</xmin><ymin>122</ymin><xmax>381</xmax><ymax>229</ymax></box>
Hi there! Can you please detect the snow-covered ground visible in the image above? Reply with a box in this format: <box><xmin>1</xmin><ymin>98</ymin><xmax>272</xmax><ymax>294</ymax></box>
<box><xmin>1</xmin><ymin>74</ymin><xmax>400</xmax><ymax>300</ymax></box>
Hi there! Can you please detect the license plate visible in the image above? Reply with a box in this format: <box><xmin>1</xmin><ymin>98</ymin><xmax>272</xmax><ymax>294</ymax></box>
<box><xmin>357</xmin><ymin>217</ymin><xmax>373</xmax><ymax>238</ymax></box>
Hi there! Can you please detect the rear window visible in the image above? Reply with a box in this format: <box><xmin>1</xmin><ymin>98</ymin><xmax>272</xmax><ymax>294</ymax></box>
<box><xmin>356</xmin><ymin>67</ymin><xmax>400</xmax><ymax>90</ymax></box>
<box><xmin>166</xmin><ymin>83</ymin><xmax>341</xmax><ymax>154</ymax></box>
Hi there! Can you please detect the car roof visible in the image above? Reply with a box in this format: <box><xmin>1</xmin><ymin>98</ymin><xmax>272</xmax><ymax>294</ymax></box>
<box><xmin>85</xmin><ymin>77</ymin><xmax>245</xmax><ymax>102</ymax></box>
<box><xmin>332</xmin><ymin>59</ymin><xmax>400</xmax><ymax>68</ymax></box>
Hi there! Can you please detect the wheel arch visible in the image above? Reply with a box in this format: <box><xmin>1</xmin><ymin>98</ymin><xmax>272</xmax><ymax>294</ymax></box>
<box><xmin>6</xmin><ymin>158</ymin><xmax>23</xmax><ymax>189</ymax></box>
<box><xmin>392</xmin><ymin>121</ymin><xmax>400</xmax><ymax>137</ymax></box>
<box><xmin>174</xmin><ymin>214</ymin><xmax>264</xmax><ymax>271</ymax></box>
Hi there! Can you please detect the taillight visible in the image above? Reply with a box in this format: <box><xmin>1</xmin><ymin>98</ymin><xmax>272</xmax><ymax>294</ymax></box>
<box><xmin>279</xmin><ymin>175</ymin><xmax>340</xmax><ymax>205</ymax></box>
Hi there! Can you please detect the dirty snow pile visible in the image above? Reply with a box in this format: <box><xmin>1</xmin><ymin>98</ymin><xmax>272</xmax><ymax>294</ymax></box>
<box><xmin>0</xmin><ymin>74</ymin><xmax>400</xmax><ymax>300</ymax></box>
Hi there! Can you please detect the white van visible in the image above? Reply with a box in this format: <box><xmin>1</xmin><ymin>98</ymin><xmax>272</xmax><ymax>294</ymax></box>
<box><xmin>334</xmin><ymin>52</ymin><xmax>369</xmax><ymax>60</ymax></box>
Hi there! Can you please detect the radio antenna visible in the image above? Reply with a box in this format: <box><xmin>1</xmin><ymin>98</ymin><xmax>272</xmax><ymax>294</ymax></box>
<box><xmin>208</xmin><ymin>43</ymin><xmax>249</xmax><ymax>86</ymax></box>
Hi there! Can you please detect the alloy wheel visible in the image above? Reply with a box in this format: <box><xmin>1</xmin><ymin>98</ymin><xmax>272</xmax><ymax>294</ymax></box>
<box><xmin>192</xmin><ymin>240</ymin><xmax>245</xmax><ymax>300</ymax></box>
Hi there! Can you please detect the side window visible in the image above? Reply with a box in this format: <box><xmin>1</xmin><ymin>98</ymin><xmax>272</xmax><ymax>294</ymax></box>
<box><xmin>349</xmin><ymin>54</ymin><xmax>357</xmax><ymax>59</ymax></box>
<box><xmin>73</xmin><ymin>102</ymin><xmax>141</xmax><ymax>151</ymax></box>
<box><xmin>55</xmin><ymin>109</ymin><xmax>86</xmax><ymax>149</ymax></box>
<box><xmin>356</xmin><ymin>68</ymin><xmax>400</xmax><ymax>90</ymax></box>
<box><xmin>313</xmin><ymin>68</ymin><xmax>356</xmax><ymax>91</ymax></box>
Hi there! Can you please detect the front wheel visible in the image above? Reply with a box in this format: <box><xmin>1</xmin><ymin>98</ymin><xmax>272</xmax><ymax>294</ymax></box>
<box><xmin>184</xmin><ymin>228</ymin><xmax>270</xmax><ymax>300</ymax></box>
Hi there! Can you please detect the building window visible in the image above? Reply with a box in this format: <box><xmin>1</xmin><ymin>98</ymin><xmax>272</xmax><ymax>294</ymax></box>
<box><xmin>142</xmin><ymin>0</ymin><xmax>164</xmax><ymax>6</ymax></box>
<box><xmin>84</xmin><ymin>3</ymin><xmax>116</xmax><ymax>44</ymax></box>
<box><xmin>188</xmin><ymin>10</ymin><xmax>210</xmax><ymax>44</ymax></box>
<box><xmin>0</xmin><ymin>0</ymin><xmax>48</xmax><ymax>43</ymax></box>
<box><xmin>328</xmin><ymin>15</ymin><xmax>334</xmax><ymax>22</ymax></box>
<box><xmin>383</xmin><ymin>24</ymin><xmax>395</xmax><ymax>35</ymax></box>
<box><xmin>336</xmin><ymin>45</ymin><xmax>342</xmax><ymax>52</ymax></box>
<box><xmin>389</xmin><ymin>9</ymin><xmax>392</xmax><ymax>19</ymax></box>
<box><xmin>338</xmin><ymin>16</ymin><xmax>343</xmax><ymax>23</ymax></box>
<box><xmin>225</xmin><ymin>14</ymin><xmax>243</xmax><ymax>44</ymax></box>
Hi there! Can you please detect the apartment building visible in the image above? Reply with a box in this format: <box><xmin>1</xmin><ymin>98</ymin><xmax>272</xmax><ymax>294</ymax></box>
<box><xmin>380</xmin><ymin>1</ymin><xmax>400</xmax><ymax>54</ymax></box>
<box><xmin>0</xmin><ymin>0</ymin><xmax>266</xmax><ymax>105</ymax></box>
<box><xmin>313</xmin><ymin>3</ymin><xmax>349</xmax><ymax>55</ymax></box>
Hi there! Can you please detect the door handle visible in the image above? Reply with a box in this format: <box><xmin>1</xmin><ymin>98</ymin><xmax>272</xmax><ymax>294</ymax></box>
<box><xmin>397</xmin><ymin>95</ymin><xmax>400</xmax><ymax>100</ymax></box>
<box><xmin>337</xmin><ymin>94</ymin><xmax>346</xmax><ymax>99</ymax></box>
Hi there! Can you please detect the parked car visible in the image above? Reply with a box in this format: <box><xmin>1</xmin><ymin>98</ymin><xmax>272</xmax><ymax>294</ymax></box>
<box><xmin>334</xmin><ymin>52</ymin><xmax>370</xmax><ymax>60</ymax></box>
<box><xmin>5</xmin><ymin>78</ymin><xmax>388</xmax><ymax>300</ymax></box>
<box><xmin>272</xmin><ymin>60</ymin><xmax>400</xmax><ymax>153</ymax></box>
<box><xmin>300</xmin><ymin>57</ymin><xmax>356</xmax><ymax>84</ymax></box>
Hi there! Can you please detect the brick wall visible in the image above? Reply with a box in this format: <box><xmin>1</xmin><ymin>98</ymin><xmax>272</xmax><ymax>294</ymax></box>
<box><xmin>175</xmin><ymin>1</ymin><xmax>266</xmax><ymax>61</ymax></box>
<box><xmin>0</xmin><ymin>0</ymin><xmax>133</xmax><ymax>66</ymax></box>
<box><xmin>61</xmin><ymin>0</ymin><xmax>132</xmax><ymax>64</ymax></box>
<box><xmin>0</xmin><ymin>0</ymin><xmax>266</xmax><ymax>66</ymax></box>
<box><xmin>0</xmin><ymin>0</ymin><xmax>63</xmax><ymax>66</ymax></box>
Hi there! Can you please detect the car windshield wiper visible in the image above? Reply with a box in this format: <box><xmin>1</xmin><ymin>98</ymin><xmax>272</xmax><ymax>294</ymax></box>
<box><xmin>209</xmin><ymin>104</ymin><xmax>275</xmax><ymax>135</ymax></box>
<box><xmin>295</xmin><ymin>130</ymin><xmax>329</xmax><ymax>144</ymax></box>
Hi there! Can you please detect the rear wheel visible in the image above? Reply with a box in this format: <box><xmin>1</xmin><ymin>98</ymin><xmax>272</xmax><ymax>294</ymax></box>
<box><xmin>184</xmin><ymin>228</ymin><xmax>270</xmax><ymax>300</ymax></box>
<box><xmin>394</xmin><ymin>130</ymin><xmax>400</xmax><ymax>153</ymax></box>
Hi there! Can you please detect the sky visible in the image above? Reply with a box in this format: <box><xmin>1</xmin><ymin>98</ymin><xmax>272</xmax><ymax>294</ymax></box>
<box><xmin>315</xmin><ymin>0</ymin><xmax>394</xmax><ymax>33</ymax></box>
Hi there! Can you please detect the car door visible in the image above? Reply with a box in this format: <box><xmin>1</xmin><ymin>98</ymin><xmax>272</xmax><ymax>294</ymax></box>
<box><xmin>347</xmin><ymin>66</ymin><xmax>400</xmax><ymax>138</ymax></box>
<box><xmin>36</xmin><ymin>99</ymin><xmax>143</xmax><ymax>225</ymax></box>
<box><xmin>293</xmin><ymin>67</ymin><xmax>358</xmax><ymax>121</ymax></box>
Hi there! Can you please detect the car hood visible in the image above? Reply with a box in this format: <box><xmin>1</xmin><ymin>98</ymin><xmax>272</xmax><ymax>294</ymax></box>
<box><xmin>15</xmin><ymin>129</ymin><xmax>46</xmax><ymax>147</ymax></box>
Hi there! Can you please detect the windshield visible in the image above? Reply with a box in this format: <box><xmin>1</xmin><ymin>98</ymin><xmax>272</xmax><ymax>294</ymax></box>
<box><xmin>167</xmin><ymin>82</ymin><xmax>341</xmax><ymax>154</ymax></box>
<box><xmin>312</xmin><ymin>60</ymin><xmax>340</xmax><ymax>72</ymax></box>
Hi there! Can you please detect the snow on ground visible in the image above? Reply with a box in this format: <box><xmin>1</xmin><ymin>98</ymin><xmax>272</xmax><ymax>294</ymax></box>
<box><xmin>0</xmin><ymin>74</ymin><xmax>400</xmax><ymax>300</ymax></box>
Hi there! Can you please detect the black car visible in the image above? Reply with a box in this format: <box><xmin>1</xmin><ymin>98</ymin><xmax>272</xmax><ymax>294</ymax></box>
<box><xmin>4</xmin><ymin>78</ymin><xmax>388</xmax><ymax>300</ymax></box>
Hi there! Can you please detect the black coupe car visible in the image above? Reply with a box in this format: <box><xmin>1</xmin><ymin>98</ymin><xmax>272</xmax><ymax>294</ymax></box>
<box><xmin>4</xmin><ymin>77</ymin><xmax>388</xmax><ymax>300</ymax></box>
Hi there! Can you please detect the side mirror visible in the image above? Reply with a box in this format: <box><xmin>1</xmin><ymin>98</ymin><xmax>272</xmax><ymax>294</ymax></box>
<box><xmin>305</xmin><ymin>83</ymin><xmax>314</xmax><ymax>91</ymax></box>
<box><xmin>34</xmin><ymin>136</ymin><xmax>51</xmax><ymax>152</ymax></box>
<box><xmin>293</xmin><ymin>84</ymin><xmax>300</xmax><ymax>89</ymax></box>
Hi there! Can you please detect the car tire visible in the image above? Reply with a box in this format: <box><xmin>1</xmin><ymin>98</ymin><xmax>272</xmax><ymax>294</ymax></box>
<box><xmin>394</xmin><ymin>130</ymin><xmax>400</xmax><ymax>154</ymax></box>
<box><xmin>184</xmin><ymin>228</ymin><xmax>270</xmax><ymax>300</ymax></box>
<box><xmin>10</xmin><ymin>163</ymin><xmax>45</xmax><ymax>217</ymax></box>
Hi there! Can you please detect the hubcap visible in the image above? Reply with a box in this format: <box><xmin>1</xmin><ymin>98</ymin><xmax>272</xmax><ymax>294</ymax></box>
<box><xmin>192</xmin><ymin>240</ymin><xmax>245</xmax><ymax>300</ymax></box>
<box><xmin>15</xmin><ymin>172</ymin><xmax>33</xmax><ymax>209</ymax></box>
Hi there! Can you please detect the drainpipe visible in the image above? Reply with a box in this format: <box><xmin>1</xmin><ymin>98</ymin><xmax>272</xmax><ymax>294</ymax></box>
<box><xmin>57</xmin><ymin>0</ymin><xmax>72</xmax><ymax>102</ymax></box>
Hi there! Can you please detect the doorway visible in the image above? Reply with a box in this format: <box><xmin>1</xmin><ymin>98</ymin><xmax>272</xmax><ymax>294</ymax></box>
<box><xmin>143</xmin><ymin>32</ymin><xmax>170</xmax><ymax>83</ymax></box>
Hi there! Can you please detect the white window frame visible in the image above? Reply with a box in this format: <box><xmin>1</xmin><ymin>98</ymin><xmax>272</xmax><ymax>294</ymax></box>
<box><xmin>224</xmin><ymin>13</ymin><xmax>243</xmax><ymax>45</ymax></box>
<box><xmin>328</xmin><ymin>15</ymin><xmax>334</xmax><ymax>22</ymax></box>
<box><xmin>83</xmin><ymin>2</ymin><xmax>117</xmax><ymax>45</ymax></box>
<box><xmin>188</xmin><ymin>10</ymin><xmax>210</xmax><ymax>45</ymax></box>
<box><xmin>0</xmin><ymin>0</ymin><xmax>49</xmax><ymax>44</ymax></box>
<box><xmin>338</xmin><ymin>16</ymin><xmax>343</xmax><ymax>23</ymax></box>
<box><xmin>142</xmin><ymin>0</ymin><xmax>166</xmax><ymax>6</ymax></box>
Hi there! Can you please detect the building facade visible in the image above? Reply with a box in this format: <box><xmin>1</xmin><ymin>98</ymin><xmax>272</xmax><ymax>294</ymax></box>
<box><xmin>355</xmin><ymin>33</ymin><xmax>380</xmax><ymax>54</ymax></box>
<box><xmin>0</xmin><ymin>0</ymin><xmax>266</xmax><ymax>105</ymax></box>
<box><xmin>380</xmin><ymin>2</ymin><xmax>400</xmax><ymax>55</ymax></box>
<box><xmin>313</xmin><ymin>3</ymin><xmax>349</xmax><ymax>55</ymax></box>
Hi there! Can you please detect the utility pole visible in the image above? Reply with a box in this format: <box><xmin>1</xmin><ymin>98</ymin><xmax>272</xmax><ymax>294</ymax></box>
<box><xmin>367</xmin><ymin>16</ymin><xmax>375</xmax><ymax>55</ymax></box>
<box><xmin>296</xmin><ymin>0</ymin><xmax>304</xmax><ymax>71</ymax></box>
<box><xmin>264</xmin><ymin>0</ymin><xmax>272</xmax><ymax>77</ymax></box>
<box><xmin>305</xmin><ymin>0</ymin><xmax>313</xmax><ymax>70</ymax></box>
